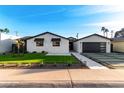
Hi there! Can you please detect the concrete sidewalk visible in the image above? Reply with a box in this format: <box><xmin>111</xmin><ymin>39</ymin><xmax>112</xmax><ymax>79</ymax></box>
<box><xmin>0</xmin><ymin>69</ymin><xmax>124</xmax><ymax>87</ymax></box>
<box><xmin>72</xmin><ymin>52</ymin><xmax>108</xmax><ymax>69</ymax></box>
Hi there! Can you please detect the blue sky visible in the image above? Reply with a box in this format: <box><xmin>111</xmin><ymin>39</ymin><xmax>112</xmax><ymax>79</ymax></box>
<box><xmin>0</xmin><ymin>5</ymin><xmax>124</xmax><ymax>38</ymax></box>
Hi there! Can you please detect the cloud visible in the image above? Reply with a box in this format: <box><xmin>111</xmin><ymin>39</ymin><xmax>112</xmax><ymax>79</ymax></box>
<box><xmin>85</xmin><ymin>20</ymin><xmax>124</xmax><ymax>30</ymax></box>
<box><xmin>69</xmin><ymin>5</ymin><xmax>124</xmax><ymax>16</ymax></box>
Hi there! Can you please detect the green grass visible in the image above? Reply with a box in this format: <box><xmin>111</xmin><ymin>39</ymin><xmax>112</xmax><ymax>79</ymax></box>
<box><xmin>0</xmin><ymin>53</ymin><xmax>78</xmax><ymax>64</ymax></box>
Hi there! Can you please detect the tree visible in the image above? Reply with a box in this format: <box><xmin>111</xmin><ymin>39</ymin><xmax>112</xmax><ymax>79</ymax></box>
<box><xmin>0</xmin><ymin>28</ymin><xmax>9</xmax><ymax>53</ymax></box>
<box><xmin>111</xmin><ymin>30</ymin><xmax>114</xmax><ymax>38</ymax></box>
<box><xmin>0</xmin><ymin>28</ymin><xmax>9</xmax><ymax>40</ymax></box>
<box><xmin>104</xmin><ymin>28</ymin><xmax>109</xmax><ymax>37</ymax></box>
<box><xmin>16</xmin><ymin>39</ymin><xmax>25</xmax><ymax>54</ymax></box>
<box><xmin>101</xmin><ymin>27</ymin><xmax>106</xmax><ymax>36</ymax></box>
<box><xmin>115</xmin><ymin>28</ymin><xmax>124</xmax><ymax>38</ymax></box>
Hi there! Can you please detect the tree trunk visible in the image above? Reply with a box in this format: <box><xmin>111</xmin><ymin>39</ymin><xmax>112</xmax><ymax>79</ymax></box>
<box><xmin>17</xmin><ymin>44</ymin><xmax>20</xmax><ymax>54</ymax></box>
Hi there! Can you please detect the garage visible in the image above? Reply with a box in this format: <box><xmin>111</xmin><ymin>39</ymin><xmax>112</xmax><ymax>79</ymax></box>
<box><xmin>83</xmin><ymin>42</ymin><xmax>106</xmax><ymax>53</ymax></box>
<box><xmin>74</xmin><ymin>34</ymin><xmax>111</xmax><ymax>53</ymax></box>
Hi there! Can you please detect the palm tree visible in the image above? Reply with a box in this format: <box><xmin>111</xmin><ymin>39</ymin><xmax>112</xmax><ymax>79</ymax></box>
<box><xmin>0</xmin><ymin>28</ymin><xmax>9</xmax><ymax>41</ymax></box>
<box><xmin>104</xmin><ymin>28</ymin><xmax>109</xmax><ymax>37</ymax></box>
<box><xmin>101</xmin><ymin>27</ymin><xmax>106</xmax><ymax>36</ymax></box>
<box><xmin>111</xmin><ymin>30</ymin><xmax>114</xmax><ymax>38</ymax></box>
<box><xmin>16</xmin><ymin>39</ymin><xmax>25</xmax><ymax>54</ymax></box>
<box><xmin>0</xmin><ymin>28</ymin><xmax>9</xmax><ymax>53</ymax></box>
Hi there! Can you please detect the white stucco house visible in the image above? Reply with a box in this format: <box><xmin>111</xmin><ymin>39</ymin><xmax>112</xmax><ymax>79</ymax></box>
<box><xmin>26</xmin><ymin>32</ymin><xmax>69</xmax><ymax>54</ymax></box>
<box><xmin>0</xmin><ymin>33</ymin><xmax>19</xmax><ymax>53</ymax></box>
<box><xmin>0</xmin><ymin>32</ymin><xmax>111</xmax><ymax>54</ymax></box>
<box><xmin>74</xmin><ymin>34</ymin><xmax>111</xmax><ymax>53</ymax></box>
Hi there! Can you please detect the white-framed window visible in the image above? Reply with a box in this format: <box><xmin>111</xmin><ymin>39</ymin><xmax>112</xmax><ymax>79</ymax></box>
<box><xmin>51</xmin><ymin>38</ymin><xmax>61</xmax><ymax>47</ymax></box>
<box><xmin>34</xmin><ymin>38</ymin><xmax>44</xmax><ymax>47</ymax></box>
<box><xmin>52</xmin><ymin>41</ymin><xmax>60</xmax><ymax>46</ymax></box>
<box><xmin>36</xmin><ymin>41</ymin><xmax>44</xmax><ymax>46</ymax></box>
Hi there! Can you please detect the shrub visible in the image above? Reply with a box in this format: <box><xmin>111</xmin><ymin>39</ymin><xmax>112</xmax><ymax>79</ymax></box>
<box><xmin>41</xmin><ymin>51</ymin><xmax>48</xmax><ymax>54</ymax></box>
<box><xmin>32</xmin><ymin>51</ymin><xmax>37</xmax><ymax>53</ymax></box>
<box><xmin>2</xmin><ymin>53</ymin><xmax>6</xmax><ymax>55</ymax></box>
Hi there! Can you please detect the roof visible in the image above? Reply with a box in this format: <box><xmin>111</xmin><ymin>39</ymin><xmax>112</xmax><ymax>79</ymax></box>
<box><xmin>16</xmin><ymin>36</ymin><xmax>33</xmax><ymax>40</ymax></box>
<box><xmin>68</xmin><ymin>37</ymin><xmax>77</xmax><ymax>42</ymax></box>
<box><xmin>26</xmin><ymin>32</ymin><xmax>69</xmax><ymax>40</ymax></box>
<box><xmin>112</xmin><ymin>37</ymin><xmax>124</xmax><ymax>41</ymax></box>
<box><xmin>75</xmin><ymin>34</ymin><xmax>111</xmax><ymax>42</ymax></box>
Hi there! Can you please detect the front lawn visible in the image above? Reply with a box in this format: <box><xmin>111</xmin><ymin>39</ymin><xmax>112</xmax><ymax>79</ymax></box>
<box><xmin>0</xmin><ymin>53</ymin><xmax>79</xmax><ymax>64</ymax></box>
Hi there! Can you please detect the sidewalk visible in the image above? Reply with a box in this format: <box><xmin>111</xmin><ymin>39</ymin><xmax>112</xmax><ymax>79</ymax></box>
<box><xmin>72</xmin><ymin>52</ymin><xmax>108</xmax><ymax>69</ymax></box>
<box><xmin>0</xmin><ymin>69</ymin><xmax>124</xmax><ymax>87</ymax></box>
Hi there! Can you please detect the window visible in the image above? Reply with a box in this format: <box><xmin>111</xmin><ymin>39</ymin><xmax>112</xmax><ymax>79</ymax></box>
<box><xmin>52</xmin><ymin>41</ymin><xmax>60</xmax><ymax>46</ymax></box>
<box><xmin>34</xmin><ymin>38</ymin><xmax>44</xmax><ymax>47</ymax></box>
<box><xmin>51</xmin><ymin>38</ymin><xmax>61</xmax><ymax>47</ymax></box>
<box><xmin>100</xmin><ymin>42</ymin><xmax>106</xmax><ymax>53</ymax></box>
<box><xmin>36</xmin><ymin>41</ymin><xmax>44</xmax><ymax>46</ymax></box>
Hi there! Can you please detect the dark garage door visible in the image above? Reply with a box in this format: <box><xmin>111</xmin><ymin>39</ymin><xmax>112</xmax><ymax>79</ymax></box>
<box><xmin>83</xmin><ymin>42</ymin><xmax>106</xmax><ymax>53</ymax></box>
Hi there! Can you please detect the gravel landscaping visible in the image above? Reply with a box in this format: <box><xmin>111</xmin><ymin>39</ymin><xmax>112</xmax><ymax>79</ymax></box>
<box><xmin>82</xmin><ymin>53</ymin><xmax>124</xmax><ymax>69</ymax></box>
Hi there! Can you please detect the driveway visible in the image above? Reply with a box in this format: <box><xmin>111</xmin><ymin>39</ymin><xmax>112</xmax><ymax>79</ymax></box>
<box><xmin>82</xmin><ymin>53</ymin><xmax>124</xmax><ymax>69</ymax></box>
<box><xmin>1</xmin><ymin>69</ymin><xmax>124</xmax><ymax>87</ymax></box>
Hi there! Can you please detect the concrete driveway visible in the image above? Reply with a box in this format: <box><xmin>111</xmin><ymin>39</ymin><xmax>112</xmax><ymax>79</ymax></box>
<box><xmin>0</xmin><ymin>69</ymin><xmax>124</xmax><ymax>87</ymax></box>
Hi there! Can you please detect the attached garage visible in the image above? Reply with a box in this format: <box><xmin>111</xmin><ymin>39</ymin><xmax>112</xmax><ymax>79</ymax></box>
<box><xmin>83</xmin><ymin>42</ymin><xmax>106</xmax><ymax>53</ymax></box>
<box><xmin>74</xmin><ymin>34</ymin><xmax>111</xmax><ymax>53</ymax></box>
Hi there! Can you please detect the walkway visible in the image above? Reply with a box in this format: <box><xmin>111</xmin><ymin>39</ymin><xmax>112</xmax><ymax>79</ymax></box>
<box><xmin>72</xmin><ymin>52</ymin><xmax>108</xmax><ymax>69</ymax></box>
<box><xmin>0</xmin><ymin>69</ymin><xmax>124</xmax><ymax>87</ymax></box>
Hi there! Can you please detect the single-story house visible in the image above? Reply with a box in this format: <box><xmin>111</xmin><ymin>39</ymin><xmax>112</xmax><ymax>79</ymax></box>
<box><xmin>74</xmin><ymin>34</ymin><xmax>111</xmax><ymax>53</ymax></box>
<box><xmin>12</xmin><ymin>32</ymin><xmax>112</xmax><ymax>54</ymax></box>
<box><xmin>26</xmin><ymin>32</ymin><xmax>69</xmax><ymax>54</ymax></box>
<box><xmin>0</xmin><ymin>33</ymin><xmax>19</xmax><ymax>54</ymax></box>
<box><xmin>112</xmin><ymin>37</ymin><xmax>124</xmax><ymax>52</ymax></box>
<box><xmin>0</xmin><ymin>39</ymin><xmax>13</xmax><ymax>53</ymax></box>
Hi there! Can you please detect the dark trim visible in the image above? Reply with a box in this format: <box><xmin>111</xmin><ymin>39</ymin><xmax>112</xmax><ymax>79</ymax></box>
<box><xmin>34</xmin><ymin>38</ymin><xmax>44</xmax><ymax>42</ymax></box>
<box><xmin>26</xmin><ymin>32</ymin><xmax>69</xmax><ymax>40</ymax></box>
<box><xmin>51</xmin><ymin>38</ymin><xmax>61</xmax><ymax>41</ymax></box>
<box><xmin>75</xmin><ymin>34</ymin><xmax>111</xmax><ymax>42</ymax></box>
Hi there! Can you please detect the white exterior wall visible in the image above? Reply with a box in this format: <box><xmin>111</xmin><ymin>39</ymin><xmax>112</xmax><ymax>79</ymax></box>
<box><xmin>27</xmin><ymin>33</ymin><xmax>69</xmax><ymax>54</ymax></box>
<box><xmin>74</xmin><ymin>35</ymin><xmax>111</xmax><ymax>53</ymax></box>
<box><xmin>0</xmin><ymin>39</ymin><xmax>13</xmax><ymax>53</ymax></box>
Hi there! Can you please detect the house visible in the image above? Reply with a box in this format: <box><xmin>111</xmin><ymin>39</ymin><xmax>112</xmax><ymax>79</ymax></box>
<box><xmin>74</xmin><ymin>34</ymin><xmax>111</xmax><ymax>53</ymax></box>
<box><xmin>0</xmin><ymin>33</ymin><xmax>19</xmax><ymax>54</ymax></box>
<box><xmin>112</xmin><ymin>37</ymin><xmax>124</xmax><ymax>52</ymax></box>
<box><xmin>26</xmin><ymin>32</ymin><xmax>69</xmax><ymax>54</ymax></box>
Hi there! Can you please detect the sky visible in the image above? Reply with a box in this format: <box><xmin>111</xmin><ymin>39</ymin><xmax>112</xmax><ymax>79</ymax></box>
<box><xmin>0</xmin><ymin>5</ymin><xmax>124</xmax><ymax>38</ymax></box>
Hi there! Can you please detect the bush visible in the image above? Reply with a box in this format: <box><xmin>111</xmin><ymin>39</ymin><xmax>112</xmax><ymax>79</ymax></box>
<box><xmin>2</xmin><ymin>53</ymin><xmax>6</xmax><ymax>55</ymax></box>
<box><xmin>32</xmin><ymin>51</ymin><xmax>37</xmax><ymax>53</ymax></box>
<box><xmin>41</xmin><ymin>51</ymin><xmax>48</xmax><ymax>54</ymax></box>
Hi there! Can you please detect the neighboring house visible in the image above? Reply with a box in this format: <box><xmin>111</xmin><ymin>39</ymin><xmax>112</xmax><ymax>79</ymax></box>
<box><xmin>0</xmin><ymin>39</ymin><xmax>13</xmax><ymax>53</ymax></box>
<box><xmin>0</xmin><ymin>33</ymin><xmax>19</xmax><ymax>54</ymax></box>
<box><xmin>112</xmin><ymin>37</ymin><xmax>124</xmax><ymax>52</ymax></box>
<box><xmin>74</xmin><ymin>34</ymin><xmax>111</xmax><ymax>53</ymax></box>
<box><xmin>26</xmin><ymin>32</ymin><xmax>69</xmax><ymax>54</ymax></box>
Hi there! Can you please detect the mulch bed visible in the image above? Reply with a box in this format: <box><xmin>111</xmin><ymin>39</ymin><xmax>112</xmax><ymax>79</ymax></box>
<box><xmin>0</xmin><ymin>63</ymin><xmax>87</xmax><ymax>69</ymax></box>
